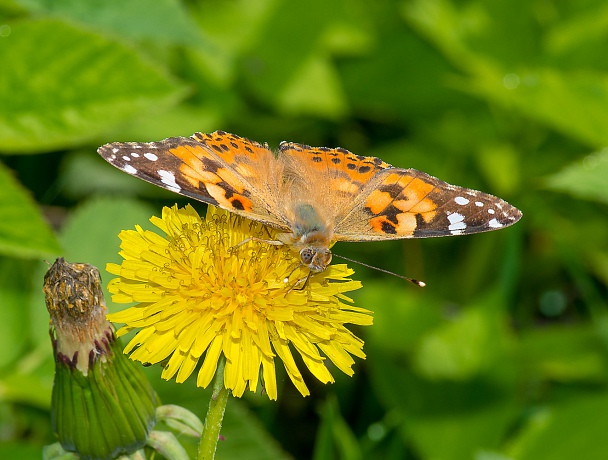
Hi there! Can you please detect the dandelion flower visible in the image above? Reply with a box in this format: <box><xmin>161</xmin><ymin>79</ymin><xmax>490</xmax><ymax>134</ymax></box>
<box><xmin>106</xmin><ymin>205</ymin><xmax>373</xmax><ymax>400</ymax></box>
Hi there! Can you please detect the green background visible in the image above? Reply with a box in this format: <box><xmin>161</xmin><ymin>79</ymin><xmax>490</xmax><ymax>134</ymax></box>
<box><xmin>2</xmin><ymin>0</ymin><xmax>608</xmax><ymax>459</ymax></box>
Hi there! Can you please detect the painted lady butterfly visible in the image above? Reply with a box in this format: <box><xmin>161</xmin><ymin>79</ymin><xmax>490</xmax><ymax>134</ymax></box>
<box><xmin>98</xmin><ymin>131</ymin><xmax>522</xmax><ymax>273</ymax></box>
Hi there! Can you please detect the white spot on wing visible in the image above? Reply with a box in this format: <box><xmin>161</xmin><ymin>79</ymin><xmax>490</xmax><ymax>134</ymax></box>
<box><xmin>112</xmin><ymin>148</ymin><xmax>119</xmax><ymax>154</ymax></box>
<box><xmin>454</xmin><ymin>196</ymin><xmax>469</xmax><ymax>205</ymax></box>
<box><xmin>449</xmin><ymin>222</ymin><xmax>467</xmax><ymax>231</ymax></box>
<box><xmin>123</xmin><ymin>164</ymin><xmax>138</xmax><ymax>175</ymax></box>
<box><xmin>448</xmin><ymin>212</ymin><xmax>467</xmax><ymax>231</ymax></box>
<box><xmin>488</xmin><ymin>209</ymin><xmax>495</xmax><ymax>214</ymax></box>
<box><xmin>144</xmin><ymin>152</ymin><xmax>158</xmax><ymax>161</ymax></box>
<box><xmin>475</xmin><ymin>201</ymin><xmax>484</xmax><ymax>207</ymax></box>
<box><xmin>122</xmin><ymin>155</ymin><xmax>131</xmax><ymax>161</ymax></box>
<box><xmin>447</xmin><ymin>212</ymin><xmax>464</xmax><ymax>224</ymax></box>
<box><xmin>488</xmin><ymin>218</ymin><xmax>503</xmax><ymax>228</ymax></box>
<box><xmin>158</xmin><ymin>170</ymin><xmax>181</xmax><ymax>192</ymax></box>
<box><xmin>131</xmin><ymin>152</ymin><xmax>140</xmax><ymax>157</ymax></box>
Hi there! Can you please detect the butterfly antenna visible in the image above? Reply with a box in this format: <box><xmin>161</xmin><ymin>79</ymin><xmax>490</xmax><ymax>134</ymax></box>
<box><xmin>332</xmin><ymin>254</ymin><xmax>426</xmax><ymax>287</ymax></box>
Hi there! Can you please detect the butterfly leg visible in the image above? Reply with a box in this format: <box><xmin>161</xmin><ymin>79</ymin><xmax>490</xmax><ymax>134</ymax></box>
<box><xmin>285</xmin><ymin>271</ymin><xmax>312</xmax><ymax>293</ymax></box>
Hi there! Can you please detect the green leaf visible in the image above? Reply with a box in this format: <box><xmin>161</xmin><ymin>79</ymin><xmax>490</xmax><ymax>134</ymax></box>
<box><xmin>412</xmin><ymin>294</ymin><xmax>511</xmax><ymax>380</ymax></box>
<box><xmin>14</xmin><ymin>0</ymin><xmax>206</xmax><ymax>46</ymax></box>
<box><xmin>508</xmin><ymin>392</ymin><xmax>608</xmax><ymax>460</ymax></box>
<box><xmin>278</xmin><ymin>53</ymin><xmax>347</xmax><ymax>119</ymax></box>
<box><xmin>544</xmin><ymin>149</ymin><xmax>608</xmax><ymax>205</ymax></box>
<box><xmin>0</xmin><ymin>161</ymin><xmax>61</xmax><ymax>258</ymax></box>
<box><xmin>545</xmin><ymin>4</ymin><xmax>608</xmax><ymax>56</ymax></box>
<box><xmin>240</xmin><ymin>0</ymin><xmax>347</xmax><ymax>118</ymax></box>
<box><xmin>0</xmin><ymin>18</ymin><xmax>186</xmax><ymax>153</ymax></box>
<box><xmin>403</xmin><ymin>0</ymin><xmax>608</xmax><ymax>147</ymax></box>
<box><xmin>469</xmin><ymin>67</ymin><xmax>608</xmax><ymax>148</ymax></box>
<box><xmin>341</xmin><ymin>4</ymin><xmax>471</xmax><ymax>120</ymax></box>
<box><xmin>0</xmin><ymin>258</ymin><xmax>36</xmax><ymax>368</ymax></box>
<box><xmin>1</xmin><ymin>366</ymin><xmax>53</xmax><ymax>408</ymax></box>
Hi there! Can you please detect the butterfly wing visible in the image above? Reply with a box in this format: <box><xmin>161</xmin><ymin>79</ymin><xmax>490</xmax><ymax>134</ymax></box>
<box><xmin>278</xmin><ymin>143</ymin><xmax>521</xmax><ymax>242</ymax></box>
<box><xmin>278</xmin><ymin>142</ymin><xmax>393</xmax><ymax>223</ymax></box>
<box><xmin>98</xmin><ymin>131</ymin><xmax>290</xmax><ymax>231</ymax></box>
<box><xmin>334</xmin><ymin>166</ymin><xmax>522</xmax><ymax>241</ymax></box>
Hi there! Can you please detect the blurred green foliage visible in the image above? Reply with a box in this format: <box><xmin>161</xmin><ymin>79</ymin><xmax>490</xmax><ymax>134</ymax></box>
<box><xmin>1</xmin><ymin>0</ymin><xmax>608</xmax><ymax>458</ymax></box>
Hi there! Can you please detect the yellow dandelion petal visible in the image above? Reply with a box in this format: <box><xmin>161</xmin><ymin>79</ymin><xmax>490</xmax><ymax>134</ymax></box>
<box><xmin>261</xmin><ymin>355</ymin><xmax>278</xmax><ymax>400</ymax></box>
<box><xmin>106</xmin><ymin>204</ymin><xmax>373</xmax><ymax>400</ymax></box>
<box><xmin>123</xmin><ymin>327</ymin><xmax>155</xmax><ymax>354</ymax></box>
<box><xmin>318</xmin><ymin>341</ymin><xmax>357</xmax><ymax>376</ymax></box>
<box><xmin>176</xmin><ymin>353</ymin><xmax>198</xmax><ymax>384</ymax></box>
<box><xmin>197</xmin><ymin>336</ymin><xmax>223</xmax><ymax>388</ymax></box>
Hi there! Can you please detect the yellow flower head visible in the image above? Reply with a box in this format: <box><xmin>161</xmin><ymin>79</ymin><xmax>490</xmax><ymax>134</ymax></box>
<box><xmin>106</xmin><ymin>205</ymin><xmax>372</xmax><ymax>400</ymax></box>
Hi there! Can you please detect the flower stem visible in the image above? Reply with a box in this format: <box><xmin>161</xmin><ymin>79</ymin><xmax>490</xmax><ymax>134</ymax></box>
<box><xmin>197</xmin><ymin>357</ymin><xmax>229</xmax><ymax>460</ymax></box>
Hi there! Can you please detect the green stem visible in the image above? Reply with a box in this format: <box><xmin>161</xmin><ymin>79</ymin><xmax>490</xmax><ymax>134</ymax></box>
<box><xmin>197</xmin><ymin>357</ymin><xmax>229</xmax><ymax>460</ymax></box>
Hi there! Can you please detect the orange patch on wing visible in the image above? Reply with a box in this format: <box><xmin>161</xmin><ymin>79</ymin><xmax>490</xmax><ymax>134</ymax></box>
<box><xmin>394</xmin><ymin>213</ymin><xmax>417</xmax><ymax>235</ymax></box>
<box><xmin>214</xmin><ymin>167</ymin><xmax>246</xmax><ymax>193</ymax></box>
<box><xmin>171</xmin><ymin>145</ymin><xmax>207</xmax><ymax>170</ymax></box>
<box><xmin>170</xmin><ymin>145</ymin><xmax>218</xmax><ymax>187</ymax></box>
<box><xmin>171</xmin><ymin>145</ymin><xmax>248</xmax><ymax>196</ymax></box>
<box><xmin>390</xmin><ymin>178</ymin><xmax>435</xmax><ymax>212</ymax></box>
<box><xmin>404</xmin><ymin>177</ymin><xmax>434</xmax><ymax>199</ymax></box>
<box><xmin>229</xmin><ymin>195</ymin><xmax>254</xmax><ymax>212</ymax></box>
<box><xmin>366</xmin><ymin>189</ymin><xmax>393</xmax><ymax>214</ymax></box>
<box><xmin>333</xmin><ymin>177</ymin><xmax>361</xmax><ymax>195</ymax></box>
<box><xmin>205</xmin><ymin>183</ymin><xmax>254</xmax><ymax>212</ymax></box>
<box><xmin>384</xmin><ymin>173</ymin><xmax>413</xmax><ymax>186</ymax></box>
<box><xmin>370</xmin><ymin>214</ymin><xmax>417</xmax><ymax>236</ymax></box>
<box><xmin>409</xmin><ymin>199</ymin><xmax>437</xmax><ymax>223</ymax></box>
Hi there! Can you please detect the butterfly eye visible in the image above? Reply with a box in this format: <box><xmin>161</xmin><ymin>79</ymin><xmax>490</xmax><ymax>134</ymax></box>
<box><xmin>300</xmin><ymin>248</ymin><xmax>315</xmax><ymax>265</ymax></box>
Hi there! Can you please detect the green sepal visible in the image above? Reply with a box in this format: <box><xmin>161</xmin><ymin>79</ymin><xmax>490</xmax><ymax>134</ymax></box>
<box><xmin>51</xmin><ymin>333</ymin><xmax>159</xmax><ymax>460</ymax></box>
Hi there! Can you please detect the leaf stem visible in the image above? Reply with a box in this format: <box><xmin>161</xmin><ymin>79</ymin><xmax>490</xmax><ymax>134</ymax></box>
<box><xmin>197</xmin><ymin>357</ymin><xmax>229</xmax><ymax>460</ymax></box>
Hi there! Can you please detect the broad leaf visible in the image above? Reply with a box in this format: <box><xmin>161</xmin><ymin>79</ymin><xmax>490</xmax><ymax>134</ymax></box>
<box><xmin>0</xmin><ymin>19</ymin><xmax>186</xmax><ymax>153</ymax></box>
<box><xmin>14</xmin><ymin>0</ymin><xmax>205</xmax><ymax>45</ymax></box>
<box><xmin>544</xmin><ymin>150</ymin><xmax>608</xmax><ymax>205</ymax></box>
<box><xmin>0</xmin><ymin>161</ymin><xmax>61</xmax><ymax>258</ymax></box>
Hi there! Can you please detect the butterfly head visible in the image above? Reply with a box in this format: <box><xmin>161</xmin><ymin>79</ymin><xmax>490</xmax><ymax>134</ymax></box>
<box><xmin>299</xmin><ymin>246</ymin><xmax>332</xmax><ymax>273</ymax></box>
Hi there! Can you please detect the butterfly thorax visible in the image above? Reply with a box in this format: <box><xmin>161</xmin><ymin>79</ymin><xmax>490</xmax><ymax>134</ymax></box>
<box><xmin>277</xmin><ymin>203</ymin><xmax>333</xmax><ymax>273</ymax></box>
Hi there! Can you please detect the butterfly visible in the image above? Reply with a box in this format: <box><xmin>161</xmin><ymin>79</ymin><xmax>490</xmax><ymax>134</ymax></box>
<box><xmin>98</xmin><ymin>130</ymin><xmax>522</xmax><ymax>274</ymax></box>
